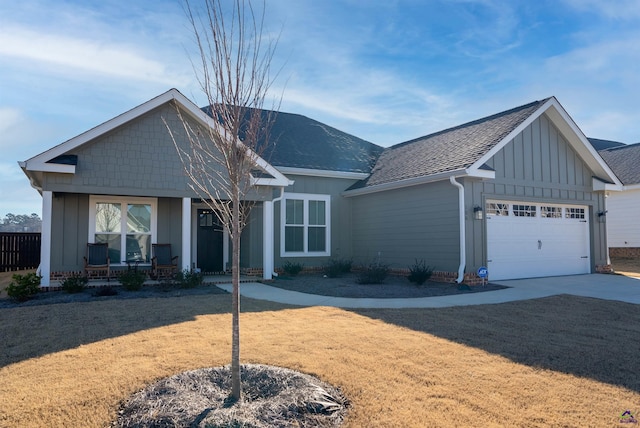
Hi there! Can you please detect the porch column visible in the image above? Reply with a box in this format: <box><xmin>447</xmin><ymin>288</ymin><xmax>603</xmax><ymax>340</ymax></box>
<box><xmin>40</xmin><ymin>191</ymin><xmax>52</xmax><ymax>287</ymax></box>
<box><xmin>181</xmin><ymin>198</ymin><xmax>191</xmax><ymax>271</ymax></box>
<box><xmin>263</xmin><ymin>200</ymin><xmax>274</xmax><ymax>280</ymax></box>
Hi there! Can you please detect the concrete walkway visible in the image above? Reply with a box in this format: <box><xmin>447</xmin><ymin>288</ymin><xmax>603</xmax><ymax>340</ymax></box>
<box><xmin>215</xmin><ymin>274</ymin><xmax>640</xmax><ymax>308</ymax></box>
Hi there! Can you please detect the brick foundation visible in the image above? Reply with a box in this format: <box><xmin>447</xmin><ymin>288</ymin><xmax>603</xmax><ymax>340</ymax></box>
<box><xmin>596</xmin><ymin>264</ymin><xmax>614</xmax><ymax>274</ymax></box>
<box><xmin>609</xmin><ymin>247</ymin><xmax>640</xmax><ymax>258</ymax></box>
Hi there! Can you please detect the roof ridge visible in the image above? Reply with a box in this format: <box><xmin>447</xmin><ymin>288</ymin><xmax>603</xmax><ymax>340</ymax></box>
<box><xmin>389</xmin><ymin>98</ymin><xmax>549</xmax><ymax>150</ymax></box>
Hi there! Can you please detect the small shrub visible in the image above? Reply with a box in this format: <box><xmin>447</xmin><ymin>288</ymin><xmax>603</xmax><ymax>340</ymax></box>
<box><xmin>323</xmin><ymin>258</ymin><xmax>353</xmax><ymax>278</ymax></box>
<box><xmin>282</xmin><ymin>261</ymin><xmax>304</xmax><ymax>276</ymax></box>
<box><xmin>356</xmin><ymin>262</ymin><xmax>389</xmax><ymax>284</ymax></box>
<box><xmin>118</xmin><ymin>266</ymin><xmax>147</xmax><ymax>291</ymax></box>
<box><xmin>407</xmin><ymin>259</ymin><xmax>433</xmax><ymax>285</ymax></box>
<box><xmin>94</xmin><ymin>285</ymin><xmax>118</xmax><ymax>297</ymax></box>
<box><xmin>61</xmin><ymin>273</ymin><xmax>88</xmax><ymax>294</ymax></box>
<box><xmin>6</xmin><ymin>272</ymin><xmax>41</xmax><ymax>302</ymax></box>
<box><xmin>175</xmin><ymin>269</ymin><xmax>204</xmax><ymax>289</ymax></box>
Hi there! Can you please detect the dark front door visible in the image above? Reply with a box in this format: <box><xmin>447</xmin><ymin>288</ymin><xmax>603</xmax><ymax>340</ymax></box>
<box><xmin>197</xmin><ymin>209</ymin><xmax>224</xmax><ymax>273</ymax></box>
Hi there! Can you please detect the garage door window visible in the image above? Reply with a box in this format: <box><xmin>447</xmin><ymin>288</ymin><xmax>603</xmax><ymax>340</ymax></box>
<box><xmin>541</xmin><ymin>206</ymin><xmax>562</xmax><ymax>218</ymax></box>
<box><xmin>565</xmin><ymin>207</ymin><xmax>585</xmax><ymax>219</ymax></box>
<box><xmin>513</xmin><ymin>204</ymin><xmax>537</xmax><ymax>217</ymax></box>
<box><xmin>486</xmin><ymin>202</ymin><xmax>509</xmax><ymax>216</ymax></box>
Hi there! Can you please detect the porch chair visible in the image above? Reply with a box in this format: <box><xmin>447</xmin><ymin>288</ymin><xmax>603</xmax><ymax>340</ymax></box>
<box><xmin>84</xmin><ymin>242</ymin><xmax>110</xmax><ymax>279</ymax></box>
<box><xmin>151</xmin><ymin>244</ymin><xmax>179</xmax><ymax>279</ymax></box>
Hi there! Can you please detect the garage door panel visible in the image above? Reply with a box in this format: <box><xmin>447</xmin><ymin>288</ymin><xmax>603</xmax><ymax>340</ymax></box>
<box><xmin>486</xmin><ymin>201</ymin><xmax>590</xmax><ymax>280</ymax></box>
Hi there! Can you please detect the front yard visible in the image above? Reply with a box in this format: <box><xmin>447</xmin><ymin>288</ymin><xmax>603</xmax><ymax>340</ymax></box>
<box><xmin>1</xmin><ymin>260</ymin><xmax>640</xmax><ymax>426</ymax></box>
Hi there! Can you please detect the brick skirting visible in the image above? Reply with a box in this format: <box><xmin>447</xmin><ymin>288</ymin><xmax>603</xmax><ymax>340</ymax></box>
<box><xmin>609</xmin><ymin>247</ymin><xmax>640</xmax><ymax>258</ymax></box>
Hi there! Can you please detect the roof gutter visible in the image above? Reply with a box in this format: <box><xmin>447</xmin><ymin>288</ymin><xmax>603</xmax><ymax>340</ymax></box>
<box><xmin>449</xmin><ymin>176</ymin><xmax>466</xmax><ymax>284</ymax></box>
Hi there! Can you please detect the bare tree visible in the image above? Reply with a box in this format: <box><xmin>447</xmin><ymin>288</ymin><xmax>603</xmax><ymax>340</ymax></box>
<box><xmin>166</xmin><ymin>0</ymin><xmax>279</xmax><ymax>402</ymax></box>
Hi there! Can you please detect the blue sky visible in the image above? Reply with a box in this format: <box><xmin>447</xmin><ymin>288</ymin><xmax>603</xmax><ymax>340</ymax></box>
<box><xmin>2</xmin><ymin>0</ymin><xmax>640</xmax><ymax>216</ymax></box>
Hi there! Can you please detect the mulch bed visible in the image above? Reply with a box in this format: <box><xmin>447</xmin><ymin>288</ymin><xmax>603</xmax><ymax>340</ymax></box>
<box><xmin>264</xmin><ymin>273</ymin><xmax>507</xmax><ymax>298</ymax></box>
<box><xmin>0</xmin><ymin>283</ymin><xmax>228</xmax><ymax>309</ymax></box>
<box><xmin>114</xmin><ymin>364</ymin><xmax>348</xmax><ymax>427</ymax></box>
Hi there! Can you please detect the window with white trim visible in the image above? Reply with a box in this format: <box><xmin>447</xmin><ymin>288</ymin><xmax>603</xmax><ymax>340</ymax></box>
<box><xmin>89</xmin><ymin>196</ymin><xmax>157</xmax><ymax>264</ymax></box>
<box><xmin>281</xmin><ymin>193</ymin><xmax>330</xmax><ymax>257</ymax></box>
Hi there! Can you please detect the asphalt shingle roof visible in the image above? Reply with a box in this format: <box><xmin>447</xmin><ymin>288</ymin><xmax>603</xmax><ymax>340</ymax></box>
<box><xmin>203</xmin><ymin>106</ymin><xmax>383</xmax><ymax>174</ymax></box>
<box><xmin>598</xmin><ymin>143</ymin><xmax>640</xmax><ymax>185</ymax></box>
<box><xmin>587</xmin><ymin>138</ymin><xmax>626</xmax><ymax>151</ymax></box>
<box><xmin>355</xmin><ymin>99</ymin><xmax>549</xmax><ymax>188</ymax></box>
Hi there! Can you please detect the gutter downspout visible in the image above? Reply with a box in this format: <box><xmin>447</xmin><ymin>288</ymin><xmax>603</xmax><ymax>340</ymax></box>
<box><xmin>449</xmin><ymin>176</ymin><xmax>466</xmax><ymax>284</ymax></box>
<box><xmin>270</xmin><ymin>187</ymin><xmax>285</xmax><ymax>278</ymax></box>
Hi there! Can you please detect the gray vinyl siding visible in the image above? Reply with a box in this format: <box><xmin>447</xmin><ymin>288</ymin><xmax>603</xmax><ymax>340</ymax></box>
<box><xmin>39</xmin><ymin>105</ymin><xmax>269</xmax><ymax>202</ymax></box>
<box><xmin>41</xmin><ymin>105</ymin><xmax>195</xmax><ymax>197</ymax></box>
<box><xmin>350</xmin><ymin>180</ymin><xmax>460</xmax><ymax>271</ymax></box>
<box><xmin>156</xmin><ymin>197</ymin><xmax>183</xmax><ymax>262</ymax></box>
<box><xmin>467</xmin><ymin>113</ymin><xmax>608</xmax><ymax>272</ymax></box>
<box><xmin>273</xmin><ymin>174</ymin><xmax>359</xmax><ymax>270</ymax></box>
<box><xmin>50</xmin><ymin>193</ymin><xmax>89</xmax><ymax>273</ymax></box>
<box><xmin>49</xmin><ymin>194</ymin><xmax>184</xmax><ymax>274</ymax></box>
<box><xmin>241</xmin><ymin>203</ymin><xmax>264</xmax><ymax>269</ymax></box>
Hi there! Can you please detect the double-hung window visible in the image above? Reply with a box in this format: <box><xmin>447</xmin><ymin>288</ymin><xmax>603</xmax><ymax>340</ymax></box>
<box><xmin>281</xmin><ymin>193</ymin><xmax>330</xmax><ymax>257</ymax></box>
<box><xmin>89</xmin><ymin>196</ymin><xmax>157</xmax><ymax>264</ymax></box>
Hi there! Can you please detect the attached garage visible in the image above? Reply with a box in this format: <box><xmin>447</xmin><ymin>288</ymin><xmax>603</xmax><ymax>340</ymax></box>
<box><xmin>486</xmin><ymin>200</ymin><xmax>590</xmax><ymax>280</ymax></box>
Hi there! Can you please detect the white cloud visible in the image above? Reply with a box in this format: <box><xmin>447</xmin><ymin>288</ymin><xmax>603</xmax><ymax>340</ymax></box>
<box><xmin>0</xmin><ymin>107</ymin><xmax>22</xmax><ymax>134</ymax></box>
<box><xmin>0</xmin><ymin>26</ymin><xmax>189</xmax><ymax>87</ymax></box>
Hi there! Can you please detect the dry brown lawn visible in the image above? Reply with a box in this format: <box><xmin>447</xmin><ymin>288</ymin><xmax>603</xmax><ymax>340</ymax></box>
<box><xmin>1</xmin><ymin>260</ymin><xmax>640</xmax><ymax>427</ymax></box>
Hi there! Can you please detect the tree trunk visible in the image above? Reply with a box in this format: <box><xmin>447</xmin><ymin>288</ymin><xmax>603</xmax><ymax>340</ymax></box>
<box><xmin>230</xmin><ymin>194</ymin><xmax>241</xmax><ymax>401</ymax></box>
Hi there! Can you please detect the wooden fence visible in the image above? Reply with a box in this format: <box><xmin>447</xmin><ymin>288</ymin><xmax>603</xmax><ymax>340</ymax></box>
<box><xmin>0</xmin><ymin>233</ymin><xmax>41</xmax><ymax>272</ymax></box>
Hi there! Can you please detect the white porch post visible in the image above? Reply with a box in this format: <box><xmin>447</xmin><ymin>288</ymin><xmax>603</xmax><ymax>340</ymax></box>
<box><xmin>263</xmin><ymin>200</ymin><xmax>274</xmax><ymax>280</ymax></box>
<box><xmin>40</xmin><ymin>191</ymin><xmax>52</xmax><ymax>287</ymax></box>
<box><xmin>182</xmin><ymin>198</ymin><xmax>191</xmax><ymax>271</ymax></box>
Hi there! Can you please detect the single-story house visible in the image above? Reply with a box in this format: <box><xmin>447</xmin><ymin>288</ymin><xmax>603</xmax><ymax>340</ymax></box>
<box><xmin>598</xmin><ymin>142</ymin><xmax>640</xmax><ymax>258</ymax></box>
<box><xmin>20</xmin><ymin>89</ymin><xmax>622</xmax><ymax>286</ymax></box>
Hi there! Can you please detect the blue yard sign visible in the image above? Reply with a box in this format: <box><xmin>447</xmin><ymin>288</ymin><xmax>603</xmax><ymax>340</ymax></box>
<box><xmin>477</xmin><ymin>266</ymin><xmax>488</xmax><ymax>278</ymax></box>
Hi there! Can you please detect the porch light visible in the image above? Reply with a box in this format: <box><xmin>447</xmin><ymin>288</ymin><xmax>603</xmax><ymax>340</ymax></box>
<box><xmin>473</xmin><ymin>206</ymin><xmax>483</xmax><ymax>220</ymax></box>
<box><xmin>598</xmin><ymin>210</ymin><xmax>607</xmax><ymax>223</ymax></box>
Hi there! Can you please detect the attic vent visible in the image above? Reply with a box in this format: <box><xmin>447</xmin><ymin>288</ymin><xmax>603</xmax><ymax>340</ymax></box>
<box><xmin>47</xmin><ymin>154</ymin><xmax>78</xmax><ymax>166</ymax></box>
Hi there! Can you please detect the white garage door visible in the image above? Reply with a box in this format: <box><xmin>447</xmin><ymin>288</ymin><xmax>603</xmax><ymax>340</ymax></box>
<box><xmin>486</xmin><ymin>200</ymin><xmax>590</xmax><ymax>280</ymax></box>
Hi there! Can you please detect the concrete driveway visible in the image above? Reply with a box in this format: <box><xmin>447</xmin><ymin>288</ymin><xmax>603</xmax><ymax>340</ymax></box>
<box><xmin>216</xmin><ymin>274</ymin><xmax>640</xmax><ymax>309</ymax></box>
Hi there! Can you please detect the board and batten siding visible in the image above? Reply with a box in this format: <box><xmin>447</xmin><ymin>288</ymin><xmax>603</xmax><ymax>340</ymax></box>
<box><xmin>468</xmin><ymin>112</ymin><xmax>608</xmax><ymax>272</ymax></box>
<box><xmin>49</xmin><ymin>194</ymin><xmax>184</xmax><ymax>274</ymax></box>
<box><xmin>350</xmin><ymin>180</ymin><xmax>460</xmax><ymax>271</ymax></box>
<box><xmin>606</xmin><ymin>189</ymin><xmax>640</xmax><ymax>247</ymax></box>
<box><xmin>272</xmin><ymin>174</ymin><xmax>359</xmax><ymax>270</ymax></box>
<box><xmin>50</xmin><ymin>193</ymin><xmax>90</xmax><ymax>273</ymax></box>
<box><xmin>156</xmin><ymin>197</ymin><xmax>183</xmax><ymax>263</ymax></box>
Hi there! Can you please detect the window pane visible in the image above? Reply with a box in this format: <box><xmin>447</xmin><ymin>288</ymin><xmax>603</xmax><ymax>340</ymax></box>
<box><xmin>286</xmin><ymin>199</ymin><xmax>304</xmax><ymax>225</ymax></box>
<box><xmin>513</xmin><ymin>204</ymin><xmax>536</xmax><ymax>217</ymax></box>
<box><xmin>565</xmin><ymin>207</ymin><xmax>585</xmax><ymax>219</ymax></box>
<box><xmin>285</xmin><ymin>226</ymin><xmax>304</xmax><ymax>252</ymax></box>
<box><xmin>127</xmin><ymin>204</ymin><xmax>151</xmax><ymax>233</ymax></box>
<box><xmin>309</xmin><ymin>200</ymin><xmax>326</xmax><ymax>225</ymax></box>
<box><xmin>126</xmin><ymin>234</ymin><xmax>150</xmax><ymax>263</ymax></box>
<box><xmin>308</xmin><ymin>226</ymin><xmax>326</xmax><ymax>252</ymax></box>
<box><xmin>486</xmin><ymin>202</ymin><xmax>509</xmax><ymax>216</ymax></box>
<box><xmin>95</xmin><ymin>234</ymin><xmax>121</xmax><ymax>263</ymax></box>
<box><xmin>541</xmin><ymin>206</ymin><xmax>562</xmax><ymax>218</ymax></box>
<box><xmin>96</xmin><ymin>203</ymin><xmax>121</xmax><ymax>232</ymax></box>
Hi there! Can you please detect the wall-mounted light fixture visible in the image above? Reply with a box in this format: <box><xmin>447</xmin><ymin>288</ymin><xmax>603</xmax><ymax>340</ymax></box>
<box><xmin>597</xmin><ymin>210</ymin><xmax>607</xmax><ymax>223</ymax></box>
<box><xmin>473</xmin><ymin>206</ymin><xmax>483</xmax><ymax>220</ymax></box>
